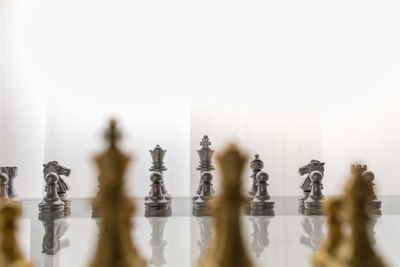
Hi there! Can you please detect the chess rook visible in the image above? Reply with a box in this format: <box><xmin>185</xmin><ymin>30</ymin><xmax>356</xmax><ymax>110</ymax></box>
<box><xmin>0</xmin><ymin>173</ymin><xmax>9</xmax><ymax>200</ymax></box>
<box><xmin>39</xmin><ymin>172</ymin><xmax>65</xmax><ymax>217</ymax></box>
<box><xmin>0</xmin><ymin>166</ymin><xmax>18</xmax><ymax>199</ymax></box>
<box><xmin>304</xmin><ymin>170</ymin><xmax>325</xmax><ymax>215</ymax></box>
<box><xmin>145</xmin><ymin>172</ymin><xmax>171</xmax><ymax>217</ymax></box>
<box><xmin>298</xmin><ymin>160</ymin><xmax>325</xmax><ymax>213</ymax></box>
<box><xmin>250</xmin><ymin>171</ymin><xmax>274</xmax><ymax>216</ymax></box>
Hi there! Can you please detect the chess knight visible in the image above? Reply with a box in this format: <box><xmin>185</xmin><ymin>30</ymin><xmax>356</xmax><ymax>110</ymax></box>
<box><xmin>298</xmin><ymin>160</ymin><xmax>325</xmax><ymax>212</ymax></box>
<box><xmin>43</xmin><ymin>161</ymin><xmax>71</xmax><ymax>208</ymax></box>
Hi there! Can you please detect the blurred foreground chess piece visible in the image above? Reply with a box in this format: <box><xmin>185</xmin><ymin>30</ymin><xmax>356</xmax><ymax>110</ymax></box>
<box><xmin>0</xmin><ymin>167</ymin><xmax>18</xmax><ymax>199</ymax></box>
<box><xmin>198</xmin><ymin>144</ymin><xmax>253</xmax><ymax>267</ymax></box>
<box><xmin>360</xmin><ymin>167</ymin><xmax>382</xmax><ymax>215</ymax></box>
<box><xmin>42</xmin><ymin>161</ymin><xmax>71</xmax><ymax>211</ymax></box>
<box><xmin>250</xmin><ymin>171</ymin><xmax>274</xmax><ymax>216</ymax></box>
<box><xmin>313</xmin><ymin>165</ymin><xmax>386</xmax><ymax>267</ymax></box>
<box><xmin>298</xmin><ymin>160</ymin><xmax>325</xmax><ymax>214</ymax></box>
<box><xmin>91</xmin><ymin>175</ymin><xmax>102</xmax><ymax>218</ymax></box>
<box><xmin>89</xmin><ymin>119</ymin><xmax>146</xmax><ymax>267</ymax></box>
<box><xmin>304</xmin><ymin>171</ymin><xmax>325</xmax><ymax>215</ymax></box>
<box><xmin>0</xmin><ymin>201</ymin><xmax>32</xmax><ymax>267</ymax></box>
<box><xmin>245</xmin><ymin>155</ymin><xmax>264</xmax><ymax>214</ymax></box>
<box><xmin>193</xmin><ymin>136</ymin><xmax>215</xmax><ymax>216</ymax></box>
<box><xmin>0</xmin><ymin>173</ymin><xmax>10</xmax><ymax>200</ymax></box>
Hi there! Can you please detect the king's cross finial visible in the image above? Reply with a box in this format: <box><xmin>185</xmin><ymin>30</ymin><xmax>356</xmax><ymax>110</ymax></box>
<box><xmin>105</xmin><ymin>119</ymin><xmax>121</xmax><ymax>147</ymax></box>
<box><xmin>200</xmin><ymin>135</ymin><xmax>211</xmax><ymax>149</ymax></box>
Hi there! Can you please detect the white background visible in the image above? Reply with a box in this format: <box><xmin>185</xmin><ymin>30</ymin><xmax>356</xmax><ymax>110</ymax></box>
<box><xmin>1</xmin><ymin>0</ymin><xmax>400</xmax><ymax>199</ymax></box>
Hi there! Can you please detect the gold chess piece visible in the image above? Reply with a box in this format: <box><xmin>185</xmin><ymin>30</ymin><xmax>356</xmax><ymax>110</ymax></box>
<box><xmin>198</xmin><ymin>143</ymin><xmax>254</xmax><ymax>267</ymax></box>
<box><xmin>0</xmin><ymin>201</ymin><xmax>32</xmax><ymax>267</ymax></box>
<box><xmin>89</xmin><ymin>120</ymin><xmax>146</xmax><ymax>267</ymax></box>
<box><xmin>312</xmin><ymin>196</ymin><xmax>344</xmax><ymax>267</ymax></box>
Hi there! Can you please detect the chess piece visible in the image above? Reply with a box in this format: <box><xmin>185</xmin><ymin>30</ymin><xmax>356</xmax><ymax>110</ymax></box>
<box><xmin>92</xmin><ymin>175</ymin><xmax>102</xmax><ymax>218</ymax></box>
<box><xmin>38</xmin><ymin>172</ymin><xmax>65</xmax><ymax>217</ymax></box>
<box><xmin>0</xmin><ymin>173</ymin><xmax>9</xmax><ymax>200</ymax></box>
<box><xmin>336</xmin><ymin>165</ymin><xmax>386</xmax><ymax>267</ymax></box>
<box><xmin>0</xmin><ymin>201</ymin><xmax>32</xmax><ymax>267</ymax></box>
<box><xmin>312</xmin><ymin>196</ymin><xmax>344</xmax><ymax>267</ymax></box>
<box><xmin>39</xmin><ymin>214</ymin><xmax>70</xmax><ymax>255</ymax></box>
<box><xmin>298</xmin><ymin>160</ymin><xmax>325</xmax><ymax>213</ymax></box>
<box><xmin>197</xmin><ymin>217</ymin><xmax>213</xmax><ymax>255</ymax></box>
<box><xmin>145</xmin><ymin>172</ymin><xmax>172</xmax><ymax>217</ymax></box>
<box><xmin>362</xmin><ymin>170</ymin><xmax>382</xmax><ymax>215</ymax></box>
<box><xmin>249</xmin><ymin>216</ymin><xmax>271</xmax><ymax>258</ymax></box>
<box><xmin>198</xmin><ymin>144</ymin><xmax>254</xmax><ymax>267</ymax></box>
<box><xmin>148</xmin><ymin>217</ymin><xmax>168</xmax><ymax>267</ymax></box>
<box><xmin>300</xmin><ymin>217</ymin><xmax>324</xmax><ymax>251</ymax></box>
<box><xmin>148</xmin><ymin>145</ymin><xmax>172</xmax><ymax>203</ymax></box>
<box><xmin>193</xmin><ymin>136</ymin><xmax>215</xmax><ymax>215</ymax></box>
<box><xmin>0</xmin><ymin>167</ymin><xmax>18</xmax><ymax>199</ymax></box>
<box><xmin>304</xmin><ymin>170</ymin><xmax>324</xmax><ymax>215</ymax></box>
<box><xmin>43</xmin><ymin>161</ymin><xmax>71</xmax><ymax>208</ymax></box>
<box><xmin>245</xmin><ymin>155</ymin><xmax>264</xmax><ymax>214</ymax></box>
<box><xmin>250</xmin><ymin>171</ymin><xmax>274</xmax><ymax>216</ymax></box>
<box><xmin>89</xmin><ymin>119</ymin><xmax>146</xmax><ymax>267</ymax></box>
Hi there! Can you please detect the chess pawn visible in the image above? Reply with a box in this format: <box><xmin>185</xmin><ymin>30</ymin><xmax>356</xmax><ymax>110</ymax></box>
<box><xmin>249</xmin><ymin>216</ymin><xmax>271</xmax><ymax>258</ymax></box>
<box><xmin>148</xmin><ymin>217</ymin><xmax>168</xmax><ymax>267</ymax></box>
<box><xmin>245</xmin><ymin>155</ymin><xmax>264</xmax><ymax>215</ymax></box>
<box><xmin>362</xmin><ymin>170</ymin><xmax>382</xmax><ymax>214</ymax></box>
<box><xmin>194</xmin><ymin>171</ymin><xmax>213</xmax><ymax>216</ymax></box>
<box><xmin>149</xmin><ymin>145</ymin><xmax>172</xmax><ymax>203</ymax></box>
<box><xmin>304</xmin><ymin>171</ymin><xmax>324</xmax><ymax>215</ymax></box>
<box><xmin>298</xmin><ymin>160</ymin><xmax>325</xmax><ymax>213</ymax></box>
<box><xmin>39</xmin><ymin>173</ymin><xmax>65</xmax><ymax>217</ymax></box>
<box><xmin>0</xmin><ymin>201</ymin><xmax>32</xmax><ymax>267</ymax></box>
<box><xmin>0</xmin><ymin>173</ymin><xmax>10</xmax><ymax>200</ymax></box>
<box><xmin>198</xmin><ymin>144</ymin><xmax>254</xmax><ymax>267</ymax></box>
<box><xmin>250</xmin><ymin>171</ymin><xmax>274</xmax><ymax>216</ymax></box>
<box><xmin>145</xmin><ymin>172</ymin><xmax>171</xmax><ymax>217</ymax></box>
<box><xmin>193</xmin><ymin>136</ymin><xmax>215</xmax><ymax>203</ymax></box>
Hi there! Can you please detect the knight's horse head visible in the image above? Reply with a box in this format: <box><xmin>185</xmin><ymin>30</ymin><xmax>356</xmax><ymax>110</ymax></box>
<box><xmin>298</xmin><ymin>160</ymin><xmax>325</xmax><ymax>176</ymax></box>
<box><xmin>43</xmin><ymin>161</ymin><xmax>71</xmax><ymax>177</ymax></box>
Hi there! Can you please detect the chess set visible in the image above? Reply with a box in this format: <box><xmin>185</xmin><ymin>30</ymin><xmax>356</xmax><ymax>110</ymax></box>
<box><xmin>0</xmin><ymin>120</ymin><xmax>388</xmax><ymax>267</ymax></box>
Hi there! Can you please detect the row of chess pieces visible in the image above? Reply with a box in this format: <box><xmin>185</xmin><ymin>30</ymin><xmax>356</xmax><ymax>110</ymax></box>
<box><xmin>0</xmin><ymin>120</ymin><xmax>387</xmax><ymax>267</ymax></box>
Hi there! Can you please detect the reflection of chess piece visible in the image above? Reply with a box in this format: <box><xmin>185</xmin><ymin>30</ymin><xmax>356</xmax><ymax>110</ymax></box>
<box><xmin>198</xmin><ymin>144</ymin><xmax>253</xmax><ymax>267</ymax></box>
<box><xmin>39</xmin><ymin>173</ymin><xmax>65</xmax><ymax>217</ymax></box>
<box><xmin>250</xmin><ymin>171</ymin><xmax>274</xmax><ymax>216</ymax></box>
<box><xmin>148</xmin><ymin>217</ymin><xmax>168</xmax><ymax>267</ymax></box>
<box><xmin>362</xmin><ymin>170</ymin><xmax>382</xmax><ymax>215</ymax></box>
<box><xmin>0</xmin><ymin>173</ymin><xmax>9</xmax><ymax>200</ymax></box>
<box><xmin>244</xmin><ymin>155</ymin><xmax>264</xmax><ymax>215</ymax></box>
<box><xmin>298</xmin><ymin>160</ymin><xmax>325</xmax><ymax>213</ymax></box>
<box><xmin>39</xmin><ymin>215</ymin><xmax>70</xmax><ymax>255</ymax></box>
<box><xmin>304</xmin><ymin>171</ymin><xmax>324</xmax><ymax>215</ymax></box>
<box><xmin>196</xmin><ymin>217</ymin><xmax>213</xmax><ymax>255</ymax></box>
<box><xmin>249</xmin><ymin>216</ymin><xmax>271</xmax><ymax>257</ymax></box>
<box><xmin>89</xmin><ymin>120</ymin><xmax>146</xmax><ymax>267</ymax></box>
<box><xmin>0</xmin><ymin>201</ymin><xmax>32</xmax><ymax>267</ymax></box>
<box><xmin>145</xmin><ymin>172</ymin><xmax>171</xmax><ymax>217</ymax></box>
<box><xmin>148</xmin><ymin>145</ymin><xmax>172</xmax><ymax>203</ymax></box>
<box><xmin>193</xmin><ymin>136</ymin><xmax>215</xmax><ymax>216</ymax></box>
<box><xmin>0</xmin><ymin>167</ymin><xmax>18</xmax><ymax>199</ymax></box>
<box><xmin>300</xmin><ymin>216</ymin><xmax>324</xmax><ymax>251</ymax></box>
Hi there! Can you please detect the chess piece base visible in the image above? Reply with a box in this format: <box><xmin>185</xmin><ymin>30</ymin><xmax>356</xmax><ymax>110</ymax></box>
<box><xmin>304</xmin><ymin>200</ymin><xmax>324</xmax><ymax>215</ymax></box>
<box><xmin>39</xmin><ymin>201</ymin><xmax>65</xmax><ymax>218</ymax></box>
<box><xmin>193</xmin><ymin>200</ymin><xmax>211</xmax><ymax>217</ymax></box>
<box><xmin>251</xmin><ymin>200</ymin><xmax>275</xmax><ymax>216</ymax></box>
<box><xmin>145</xmin><ymin>202</ymin><xmax>172</xmax><ymax>217</ymax></box>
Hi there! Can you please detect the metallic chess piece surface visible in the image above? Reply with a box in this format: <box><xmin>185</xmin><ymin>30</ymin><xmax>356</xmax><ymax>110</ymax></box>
<box><xmin>145</xmin><ymin>172</ymin><xmax>171</xmax><ymax>217</ymax></box>
<box><xmin>39</xmin><ymin>173</ymin><xmax>65</xmax><ymax>217</ymax></box>
<box><xmin>250</xmin><ymin>171</ymin><xmax>274</xmax><ymax>216</ymax></box>
<box><xmin>193</xmin><ymin>135</ymin><xmax>215</xmax><ymax>216</ymax></box>
<box><xmin>149</xmin><ymin>145</ymin><xmax>171</xmax><ymax>203</ymax></box>
<box><xmin>249</xmin><ymin>216</ymin><xmax>271</xmax><ymax>258</ymax></box>
<box><xmin>0</xmin><ymin>166</ymin><xmax>18</xmax><ymax>199</ymax></box>
<box><xmin>304</xmin><ymin>171</ymin><xmax>324</xmax><ymax>215</ymax></box>
<box><xmin>148</xmin><ymin>217</ymin><xmax>168</xmax><ymax>267</ymax></box>
<box><xmin>43</xmin><ymin>161</ymin><xmax>71</xmax><ymax>208</ymax></box>
<box><xmin>298</xmin><ymin>160</ymin><xmax>325</xmax><ymax>213</ymax></box>
<box><xmin>0</xmin><ymin>173</ymin><xmax>9</xmax><ymax>200</ymax></box>
<box><xmin>39</xmin><ymin>214</ymin><xmax>70</xmax><ymax>255</ymax></box>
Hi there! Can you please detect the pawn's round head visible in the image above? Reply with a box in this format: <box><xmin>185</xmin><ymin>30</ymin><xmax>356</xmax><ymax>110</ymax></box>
<box><xmin>0</xmin><ymin>173</ymin><xmax>9</xmax><ymax>184</ymax></box>
<box><xmin>310</xmin><ymin>171</ymin><xmax>323</xmax><ymax>183</ymax></box>
<box><xmin>362</xmin><ymin>170</ymin><xmax>375</xmax><ymax>183</ymax></box>
<box><xmin>45</xmin><ymin>172</ymin><xmax>59</xmax><ymax>184</ymax></box>
<box><xmin>256</xmin><ymin>171</ymin><xmax>269</xmax><ymax>182</ymax></box>
<box><xmin>201</xmin><ymin>171</ymin><xmax>212</xmax><ymax>182</ymax></box>
<box><xmin>150</xmin><ymin>172</ymin><xmax>163</xmax><ymax>183</ymax></box>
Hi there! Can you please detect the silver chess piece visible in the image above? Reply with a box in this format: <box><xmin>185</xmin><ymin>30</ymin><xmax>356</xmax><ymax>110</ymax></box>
<box><xmin>145</xmin><ymin>172</ymin><xmax>172</xmax><ymax>217</ymax></box>
<box><xmin>250</xmin><ymin>171</ymin><xmax>274</xmax><ymax>216</ymax></box>
<box><xmin>304</xmin><ymin>171</ymin><xmax>324</xmax><ymax>215</ymax></box>
<box><xmin>298</xmin><ymin>160</ymin><xmax>325</xmax><ymax>213</ymax></box>
<box><xmin>148</xmin><ymin>145</ymin><xmax>172</xmax><ymax>203</ymax></box>
<box><xmin>193</xmin><ymin>135</ymin><xmax>215</xmax><ymax>216</ymax></box>
<box><xmin>43</xmin><ymin>161</ymin><xmax>71</xmax><ymax>209</ymax></box>
<box><xmin>0</xmin><ymin>166</ymin><xmax>18</xmax><ymax>199</ymax></box>
<box><xmin>245</xmin><ymin>155</ymin><xmax>264</xmax><ymax>215</ymax></box>
<box><xmin>148</xmin><ymin>217</ymin><xmax>168</xmax><ymax>267</ymax></box>
<box><xmin>0</xmin><ymin>173</ymin><xmax>9</xmax><ymax>200</ymax></box>
<box><xmin>362</xmin><ymin>169</ymin><xmax>382</xmax><ymax>215</ymax></box>
<box><xmin>39</xmin><ymin>172</ymin><xmax>65</xmax><ymax>217</ymax></box>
